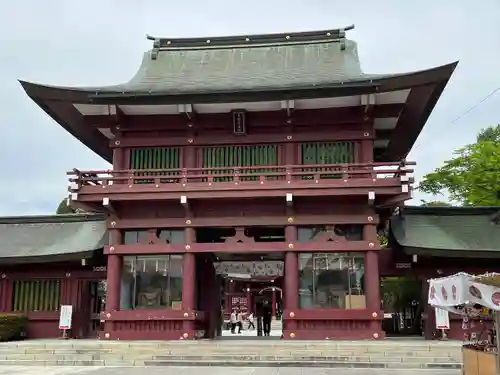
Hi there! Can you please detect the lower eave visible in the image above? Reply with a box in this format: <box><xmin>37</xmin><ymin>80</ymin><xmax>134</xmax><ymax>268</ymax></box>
<box><xmin>0</xmin><ymin>250</ymin><xmax>100</xmax><ymax>265</ymax></box>
<box><xmin>404</xmin><ymin>247</ymin><xmax>500</xmax><ymax>259</ymax></box>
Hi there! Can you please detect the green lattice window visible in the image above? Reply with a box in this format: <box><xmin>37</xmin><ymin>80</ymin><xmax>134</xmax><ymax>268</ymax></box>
<box><xmin>300</xmin><ymin>142</ymin><xmax>355</xmax><ymax>179</ymax></box>
<box><xmin>12</xmin><ymin>280</ymin><xmax>61</xmax><ymax>312</ymax></box>
<box><xmin>202</xmin><ymin>145</ymin><xmax>278</xmax><ymax>182</ymax></box>
<box><xmin>130</xmin><ymin>148</ymin><xmax>181</xmax><ymax>184</ymax></box>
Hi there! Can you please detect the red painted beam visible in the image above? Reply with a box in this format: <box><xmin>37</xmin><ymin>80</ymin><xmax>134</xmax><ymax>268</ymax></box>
<box><xmin>104</xmin><ymin>241</ymin><xmax>380</xmax><ymax>255</ymax></box>
<box><xmin>102</xmin><ymin>309</ymin><xmax>205</xmax><ymax>321</ymax></box>
<box><xmin>74</xmin><ymin>181</ymin><xmax>405</xmax><ymax>203</ymax></box>
<box><xmin>111</xmin><ymin>130</ymin><xmax>374</xmax><ymax>148</ymax></box>
<box><xmin>282</xmin><ymin>308</ymin><xmax>383</xmax><ymax>321</ymax></box>
<box><xmin>111</xmin><ymin>214</ymin><xmax>380</xmax><ymax>229</ymax></box>
<box><xmin>85</xmin><ymin>104</ymin><xmax>403</xmax><ymax>129</ymax></box>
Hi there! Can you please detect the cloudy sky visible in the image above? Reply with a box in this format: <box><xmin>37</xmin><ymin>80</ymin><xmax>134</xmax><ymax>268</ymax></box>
<box><xmin>0</xmin><ymin>0</ymin><xmax>499</xmax><ymax>215</ymax></box>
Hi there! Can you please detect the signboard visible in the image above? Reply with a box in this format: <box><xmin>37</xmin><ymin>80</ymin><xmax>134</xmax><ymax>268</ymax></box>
<box><xmin>395</xmin><ymin>262</ymin><xmax>411</xmax><ymax>269</ymax></box>
<box><xmin>59</xmin><ymin>305</ymin><xmax>73</xmax><ymax>330</ymax></box>
<box><xmin>435</xmin><ymin>307</ymin><xmax>450</xmax><ymax>330</ymax></box>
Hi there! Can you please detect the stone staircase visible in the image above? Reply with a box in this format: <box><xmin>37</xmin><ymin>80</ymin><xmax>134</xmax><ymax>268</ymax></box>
<box><xmin>0</xmin><ymin>340</ymin><xmax>463</xmax><ymax>369</ymax></box>
<box><xmin>271</xmin><ymin>318</ymin><xmax>282</xmax><ymax>334</ymax></box>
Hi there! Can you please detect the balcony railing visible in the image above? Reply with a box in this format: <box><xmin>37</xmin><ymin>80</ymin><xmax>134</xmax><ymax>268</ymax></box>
<box><xmin>68</xmin><ymin>161</ymin><xmax>414</xmax><ymax>195</ymax></box>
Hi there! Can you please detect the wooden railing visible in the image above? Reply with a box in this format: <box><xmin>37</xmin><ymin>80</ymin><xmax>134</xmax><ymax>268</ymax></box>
<box><xmin>68</xmin><ymin>162</ymin><xmax>415</xmax><ymax>191</ymax></box>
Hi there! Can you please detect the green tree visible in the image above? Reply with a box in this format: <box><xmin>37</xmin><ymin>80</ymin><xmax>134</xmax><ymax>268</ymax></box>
<box><xmin>418</xmin><ymin>125</ymin><xmax>500</xmax><ymax>206</ymax></box>
<box><xmin>56</xmin><ymin>198</ymin><xmax>77</xmax><ymax>214</ymax></box>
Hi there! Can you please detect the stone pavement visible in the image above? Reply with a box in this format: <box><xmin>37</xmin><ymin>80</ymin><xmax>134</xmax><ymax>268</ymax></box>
<box><xmin>0</xmin><ymin>366</ymin><xmax>462</xmax><ymax>375</ymax></box>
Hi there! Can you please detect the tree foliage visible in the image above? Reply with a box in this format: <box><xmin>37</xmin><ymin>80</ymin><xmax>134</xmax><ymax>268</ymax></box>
<box><xmin>418</xmin><ymin>125</ymin><xmax>500</xmax><ymax>206</ymax></box>
<box><xmin>56</xmin><ymin>198</ymin><xmax>77</xmax><ymax>214</ymax></box>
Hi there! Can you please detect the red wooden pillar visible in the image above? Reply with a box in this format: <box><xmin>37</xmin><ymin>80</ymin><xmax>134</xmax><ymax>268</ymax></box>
<box><xmin>284</xmin><ymin>252</ymin><xmax>299</xmax><ymax>309</ymax></box>
<box><xmin>246</xmin><ymin>284</ymin><xmax>252</xmax><ymax>312</ymax></box>
<box><xmin>106</xmin><ymin>230</ymin><xmax>123</xmax><ymax>312</ymax></box>
<box><xmin>182</xmin><ymin>227</ymin><xmax>196</xmax><ymax>339</ymax></box>
<box><xmin>284</xmin><ymin>225</ymin><xmax>298</xmax><ymax>337</ymax></box>
<box><xmin>0</xmin><ymin>277</ymin><xmax>13</xmax><ymax>312</ymax></box>
<box><xmin>364</xmin><ymin>223</ymin><xmax>382</xmax><ymax>339</ymax></box>
<box><xmin>104</xmin><ymin>229</ymin><xmax>122</xmax><ymax>338</ymax></box>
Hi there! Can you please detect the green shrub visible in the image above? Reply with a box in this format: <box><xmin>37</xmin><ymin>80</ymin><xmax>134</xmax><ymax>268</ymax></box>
<box><xmin>0</xmin><ymin>314</ymin><xmax>27</xmax><ymax>342</ymax></box>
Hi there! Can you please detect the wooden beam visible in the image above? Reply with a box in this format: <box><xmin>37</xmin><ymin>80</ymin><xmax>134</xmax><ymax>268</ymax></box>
<box><xmin>84</xmin><ymin>104</ymin><xmax>404</xmax><ymax>129</ymax></box>
<box><xmin>109</xmin><ymin>214</ymin><xmax>379</xmax><ymax>229</ymax></box>
<box><xmin>368</xmin><ymin>191</ymin><xmax>375</xmax><ymax>205</ymax></box>
<box><xmin>180</xmin><ymin>195</ymin><xmax>189</xmax><ymax>208</ymax></box>
<box><xmin>102</xmin><ymin>197</ymin><xmax>116</xmax><ymax>214</ymax></box>
<box><xmin>109</xmin><ymin>130</ymin><xmax>375</xmax><ymax>148</ymax></box>
<box><xmin>104</xmin><ymin>240</ymin><xmax>380</xmax><ymax>255</ymax></box>
<box><xmin>75</xmin><ymin>185</ymin><xmax>407</xmax><ymax>202</ymax></box>
<box><xmin>376</xmin><ymin>192</ymin><xmax>412</xmax><ymax>208</ymax></box>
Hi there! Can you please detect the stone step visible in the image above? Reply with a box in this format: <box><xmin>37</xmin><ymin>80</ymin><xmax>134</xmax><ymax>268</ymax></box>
<box><xmin>0</xmin><ymin>349</ymin><xmax>461</xmax><ymax>358</ymax></box>
<box><xmin>0</xmin><ymin>352</ymin><xmax>461</xmax><ymax>360</ymax></box>
<box><xmin>0</xmin><ymin>358</ymin><xmax>463</xmax><ymax>369</ymax></box>
<box><xmin>0</xmin><ymin>344</ymin><xmax>462</xmax><ymax>351</ymax></box>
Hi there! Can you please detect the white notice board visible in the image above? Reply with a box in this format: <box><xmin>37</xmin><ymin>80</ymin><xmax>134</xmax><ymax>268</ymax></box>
<box><xmin>59</xmin><ymin>305</ymin><xmax>73</xmax><ymax>330</ymax></box>
<box><xmin>434</xmin><ymin>307</ymin><xmax>450</xmax><ymax>330</ymax></box>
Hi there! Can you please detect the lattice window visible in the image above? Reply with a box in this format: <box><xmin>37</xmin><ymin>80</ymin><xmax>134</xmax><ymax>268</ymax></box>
<box><xmin>11</xmin><ymin>280</ymin><xmax>61</xmax><ymax>312</ymax></box>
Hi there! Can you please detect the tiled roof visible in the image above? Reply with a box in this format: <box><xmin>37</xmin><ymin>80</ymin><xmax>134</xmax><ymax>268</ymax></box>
<box><xmin>22</xmin><ymin>27</ymin><xmax>405</xmax><ymax>95</ymax></box>
<box><xmin>0</xmin><ymin>214</ymin><xmax>107</xmax><ymax>260</ymax></box>
<box><xmin>390</xmin><ymin>206</ymin><xmax>500</xmax><ymax>252</ymax></box>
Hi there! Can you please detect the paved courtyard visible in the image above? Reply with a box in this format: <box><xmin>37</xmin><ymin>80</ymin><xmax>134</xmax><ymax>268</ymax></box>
<box><xmin>0</xmin><ymin>367</ymin><xmax>462</xmax><ymax>375</ymax></box>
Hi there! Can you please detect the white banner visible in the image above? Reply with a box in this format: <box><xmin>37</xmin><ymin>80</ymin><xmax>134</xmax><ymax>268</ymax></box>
<box><xmin>435</xmin><ymin>307</ymin><xmax>450</xmax><ymax>329</ymax></box>
<box><xmin>428</xmin><ymin>273</ymin><xmax>469</xmax><ymax>307</ymax></box>
<box><xmin>429</xmin><ymin>272</ymin><xmax>500</xmax><ymax>312</ymax></box>
<box><xmin>59</xmin><ymin>305</ymin><xmax>73</xmax><ymax>330</ymax></box>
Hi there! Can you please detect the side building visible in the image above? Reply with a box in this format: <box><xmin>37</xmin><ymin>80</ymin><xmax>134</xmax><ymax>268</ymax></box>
<box><xmin>2</xmin><ymin>207</ymin><xmax>498</xmax><ymax>339</ymax></box>
<box><xmin>19</xmin><ymin>26</ymin><xmax>457</xmax><ymax>340</ymax></box>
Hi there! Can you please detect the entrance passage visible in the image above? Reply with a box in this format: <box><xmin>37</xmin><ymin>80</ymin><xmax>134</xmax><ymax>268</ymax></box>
<box><xmin>381</xmin><ymin>276</ymin><xmax>423</xmax><ymax>337</ymax></box>
<box><xmin>214</xmin><ymin>254</ymin><xmax>284</xmax><ymax>340</ymax></box>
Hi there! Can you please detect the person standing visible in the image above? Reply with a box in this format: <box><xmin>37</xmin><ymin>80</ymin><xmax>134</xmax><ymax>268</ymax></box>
<box><xmin>262</xmin><ymin>300</ymin><xmax>272</xmax><ymax>336</ymax></box>
<box><xmin>230</xmin><ymin>309</ymin><xmax>237</xmax><ymax>334</ymax></box>
<box><xmin>247</xmin><ymin>312</ymin><xmax>255</xmax><ymax>330</ymax></box>
<box><xmin>236</xmin><ymin>310</ymin><xmax>243</xmax><ymax>334</ymax></box>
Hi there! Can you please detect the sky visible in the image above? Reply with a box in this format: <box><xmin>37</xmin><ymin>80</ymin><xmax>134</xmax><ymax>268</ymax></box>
<box><xmin>0</xmin><ymin>0</ymin><xmax>499</xmax><ymax>215</ymax></box>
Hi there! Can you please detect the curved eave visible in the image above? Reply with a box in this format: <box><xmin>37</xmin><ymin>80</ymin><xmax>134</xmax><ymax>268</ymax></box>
<box><xmin>381</xmin><ymin>61</ymin><xmax>458</xmax><ymax>160</ymax></box>
<box><xmin>402</xmin><ymin>247</ymin><xmax>500</xmax><ymax>259</ymax></box>
<box><xmin>19</xmin><ymin>61</ymin><xmax>457</xmax><ymax>162</ymax></box>
<box><xmin>19</xmin><ymin>81</ymin><xmax>112</xmax><ymax>162</ymax></box>
<box><xmin>0</xmin><ymin>249</ymin><xmax>101</xmax><ymax>265</ymax></box>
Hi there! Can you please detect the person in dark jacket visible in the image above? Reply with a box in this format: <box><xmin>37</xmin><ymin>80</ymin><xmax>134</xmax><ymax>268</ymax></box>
<box><xmin>262</xmin><ymin>300</ymin><xmax>272</xmax><ymax>336</ymax></box>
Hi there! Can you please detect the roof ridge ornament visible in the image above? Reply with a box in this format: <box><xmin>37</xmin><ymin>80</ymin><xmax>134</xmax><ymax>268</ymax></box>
<box><xmin>146</xmin><ymin>25</ymin><xmax>354</xmax><ymax>59</ymax></box>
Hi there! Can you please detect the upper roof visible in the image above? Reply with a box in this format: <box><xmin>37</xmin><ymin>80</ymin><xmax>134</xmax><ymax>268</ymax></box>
<box><xmin>0</xmin><ymin>213</ymin><xmax>107</xmax><ymax>264</ymax></box>
<box><xmin>390</xmin><ymin>206</ymin><xmax>500</xmax><ymax>256</ymax></box>
<box><xmin>19</xmin><ymin>26</ymin><xmax>457</xmax><ymax>162</ymax></box>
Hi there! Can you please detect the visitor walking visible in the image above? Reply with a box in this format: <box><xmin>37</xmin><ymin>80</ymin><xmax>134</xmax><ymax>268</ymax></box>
<box><xmin>247</xmin><ymin>312</ymin><xmax>255</xmax><ymax>330</ymax></box>
<box><xmin>236</xmin><ymin>310</ymin><xmax>243</xmax><ymax>333</ymax></box>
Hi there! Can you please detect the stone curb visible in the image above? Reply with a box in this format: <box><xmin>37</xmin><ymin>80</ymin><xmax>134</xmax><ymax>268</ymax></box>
<box><xmin>0</xmin><ymin>359</ymin><xmax>463</xmax><ymax>369</ymax></box>
<box><xmin>142</xmin><ymin>360</ymin><xmax>463</xmax><ymax>369</ymax></box>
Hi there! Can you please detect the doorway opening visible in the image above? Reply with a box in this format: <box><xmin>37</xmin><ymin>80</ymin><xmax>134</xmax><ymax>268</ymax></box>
<box><xmin>214</xmin><ymin>253</ymin><xmax>284</xmax><ymax>340</ymax></box>
<box><xmin>381</xmin><ymin>276</ymin><xmax>423</xmax><ymax>337</ymax></box>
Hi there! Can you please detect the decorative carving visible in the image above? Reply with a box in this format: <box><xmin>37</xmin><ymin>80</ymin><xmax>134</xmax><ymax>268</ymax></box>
<box><xmin>143</xmin><ymin>229</ymin><xmax>164</xmax><ymax>245</ymax></box>
<box><xmin>213</xmin><ymin>261</ymin><xmax>283</xmax><ymax>277</ymax></box>
<box><xmin>225</xmin><ymin>227</ymin><xmax>255</xmax><ymax>244</ymax></box>
<box><xmin>313</xmin><ymin>225</ymin><xmax>348</xmax><ymax>243</ymax></box>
